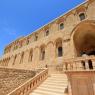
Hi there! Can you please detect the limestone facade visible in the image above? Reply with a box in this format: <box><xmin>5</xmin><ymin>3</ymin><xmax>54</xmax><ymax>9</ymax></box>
<box><xmin>0</xmin><ymin>0</ymin><xmax>95</xmax><ymax>70</ymax></box>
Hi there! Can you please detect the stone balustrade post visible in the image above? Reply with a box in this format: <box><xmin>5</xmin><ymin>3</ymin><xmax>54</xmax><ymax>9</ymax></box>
<box><xmin>92</xmin><ymin>59</ymin><xmax>95</xmax><ymax>69</ymax></box>
<box><xmin>85</xmin><ymin>59</ymin><xmax>89</xmax><ymax>69</ymax></box>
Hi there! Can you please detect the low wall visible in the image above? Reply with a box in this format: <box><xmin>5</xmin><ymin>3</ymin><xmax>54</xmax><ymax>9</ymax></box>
<box><xmin>65</xmin><ymin>71</ymin><xmax>95</xmax><ymax>95</ymax></box>
<box><xmin>7</xmin><ymin>69</ymin><xmax>48</xmax><ymax>95</ymax></box>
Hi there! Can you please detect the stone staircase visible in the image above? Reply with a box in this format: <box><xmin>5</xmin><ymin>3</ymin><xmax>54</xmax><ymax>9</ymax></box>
<box><xmin>30</xmin><ymin>74</ymin><xmax>68</xmax><ymax>95</ymax></box>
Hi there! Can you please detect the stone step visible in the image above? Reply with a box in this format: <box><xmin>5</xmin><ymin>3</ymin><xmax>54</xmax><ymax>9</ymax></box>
<box><xmin>48</xmin><ymin>75</ymin><xmax>67</xmax><ymax>77</ymax></box>
<box><xmin>39</xmin><ymin>86</ymin><xmax>67</xmax><ymax>91</ymax></box>
<box><xmin>32</xmin><ymin>89</ymin><xmax>64</xmax><ymax>95</ymax></box>
<box><xmin>32</xmin><ymin>89</ymin><xmax>65</xmax><ymax>94</ymax></box>
<box><xmin>39</xmin><ymin>84</ymin><xmax>67</xmax><ymax>89</ymax></box>
<box><xmin>31</xmin><ymin>93</ymin><xmax>43</xmax><ymax>95</ymax></box>
<box><xmin>47</xmin><ymin>77</ymin><xmax>67</xmax><ymax>79</ymax></box>
<box><xmin>44</xmin><ymin>80</ymin><xmax>68</xmax><ymax>84</ymax></box>
<box><xmin>44</xmin><ymin>78</ymin><xmax>67</xmax><ymax>81</ymax></box>
<box><xmin>31</xmin><ymin>92</ymin><xmax>68</xmax><ymax>95</ymax></box>
<box><xmin>29</xmin><ymin>74</ymin><xmax>68</xmax><ymax>95</ymax></box>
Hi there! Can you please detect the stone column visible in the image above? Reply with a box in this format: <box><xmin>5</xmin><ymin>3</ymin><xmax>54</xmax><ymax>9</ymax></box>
<box><xmin>85</xmin><ymin>59</ymin><xmax>89</xmax><ymax>69</ymax></box>
<box><xmin>68</xmin><ymin>78</ymin><xmax>72</xmax><ymax>95</ymax></box>
<box><xmin>33</xmin><ymin>47</ymin><xmax>40</xmax><ymax>69</ymax></box>
<box><xmin>47</xmin><ymin>42</ymin><xmax>55</xmax><ymax>63</ymax></box>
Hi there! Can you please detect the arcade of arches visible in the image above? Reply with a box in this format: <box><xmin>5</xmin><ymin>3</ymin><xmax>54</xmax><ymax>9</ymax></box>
<box><xmin>0</xmin><ymin>38</ymin><xmax>63</xmax><ymax>67</ymax></box>
<box><xmin>1</xmin><ymin>20</ymin><xmax>95</xmax><ymax>69</ymax></box>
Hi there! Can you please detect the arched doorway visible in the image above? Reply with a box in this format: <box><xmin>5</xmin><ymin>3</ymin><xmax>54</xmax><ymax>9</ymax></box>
<box><xmin>55</xmin><ymin>38</ymin><xmax>63</xmax><ymax>57</ymax></box>
<box><xmin>73</xmin><ymin>20</ymin><xmax>95</xmax><ymax>69</ymax></box>
<box><xmin>40</xmin><ymin>45</ymin><xmax>45</xmax><ymax>60</ymax></box>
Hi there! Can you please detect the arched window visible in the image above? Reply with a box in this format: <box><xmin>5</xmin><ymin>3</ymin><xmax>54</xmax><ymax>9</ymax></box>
<box><xmin>29</xmin><ymin>49</ymin><xmax>33</xmax><ymax>62</ymax></box>
<box><xmin>56</xmin><ymin>39</ymin><xmax>63</xmax><ymax>57</ymax></box>
<box><xmin>45</xmin><ymin>29</ymin><xmax>49</xmax><ymax>36</ymax></box>
<box><xmin>58</xmin><ymin>47</ymin><xmax>63</xmax><ymax>57</ymax></box>
<box><xmin>26</xmin><ymin>39</ymin><xmax>29</xmax><ymax>45</ymax></box>
<box><xmin>42</xmin><ymin>51</ymin><xmax>45</xmax><ymax>60</ymax></box>
<box><xmin>79</xmin><ymin>13</ymin><xmax>85</xmax><ymax>21</ymax></box>
<box><xmin>20</xmin><ymin>52</ymin><xmax>24</xmax><ymax>64</ymax></box>
<box><xmin>59</xmin><ymin>23</ymin><xmax>64</xmax><ymax>30</ymax></box>
<box><xmin>34</xmin><ymin>33</ymin><xmax>38</xmax><ymax>41</ymax></box>
<box><xmin>40</xmin><ymin>46</ymin><xmax>45</xmax><ymax>60</ymax></box>
<box><xmin>13</xmin><ymin>55</ymin><xmax>17</xmax><ymax>65</ymax></box>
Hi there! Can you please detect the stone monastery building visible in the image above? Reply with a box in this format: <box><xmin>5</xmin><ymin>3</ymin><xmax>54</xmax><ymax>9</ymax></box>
<box><xmin>0</xmin><ymin>0</ymin><xmax>95</xmax><ymax>95</ymax></box>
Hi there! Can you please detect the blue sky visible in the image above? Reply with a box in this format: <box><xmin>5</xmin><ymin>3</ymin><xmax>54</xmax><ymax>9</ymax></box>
<box><xmin>0</xmin><ymin>0</ymin><xmax>84</xmax><ymax>56</ymax></box>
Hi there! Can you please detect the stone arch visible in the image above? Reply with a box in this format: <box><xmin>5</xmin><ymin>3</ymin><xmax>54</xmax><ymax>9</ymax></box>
<box><xmin>71</xmin><ymin>20</ymin><xmax>95</xmax><ymax>56</ymax></box>
<box><xmin>75</xmin><ymin>5</ymin><xmax>87</xmax><ymax>21</ymax></box>
<box><xmin>40</xmin><ymin>44</ymin><xmax>46</xmax><ymax>48</ymax></box>
<box><xmin>57</xmin><ymin>16</ymin><xmax>64</xmax><ymax>24</ymax></box>
<box><xmin>54</xmin><ymin>37</ymin><xmax>63</xmax><ymax>44</ymax></box>
<box><xmin>70</xmin><ymin>20</ymin><xmax>95</xmax><ymax>36</ymax></box>
<box><xmin>76</xmin><ymin>5</ymin><xmax>86</xmax><ymax>14</ymax></box>
<box><xmin>46</xmin><ymin>41</ymin><xmax>54</xmax><ymax>47</ymax></box>
<box><xmin>34</xmin><ymin>46</ymin><xmax>39</xmax><ymax>50</ymax></box>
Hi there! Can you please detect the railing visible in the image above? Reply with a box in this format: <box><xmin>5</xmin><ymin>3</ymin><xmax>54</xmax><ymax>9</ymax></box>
<box><xmin>63</xmin><ymin>56</ymin><xmax>95</xmax><ymax>71</ymax></box>
<box><xmin>8</xmin><ymin>69</ymin><xmax>48</xmax><ymax>95</ymax></box>
<box><xmin>45</xmin><ymin>56</ymin><xmax>95</xmax><ymax>73</ymax></box>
